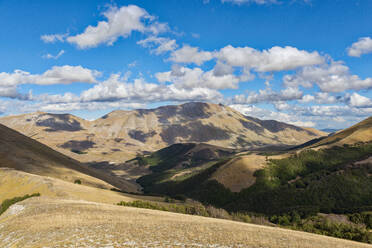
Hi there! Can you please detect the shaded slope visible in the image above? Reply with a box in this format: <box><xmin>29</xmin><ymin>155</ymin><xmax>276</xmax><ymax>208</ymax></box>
<box><xmin>135</xmin><ymin>143</ymin><xmax>236</xmax><ymax>195</ymax></box>
<box><xmin>134</xmin><ymin>142</ymin><xmax>235</xmax><ymax>173</ymax></box>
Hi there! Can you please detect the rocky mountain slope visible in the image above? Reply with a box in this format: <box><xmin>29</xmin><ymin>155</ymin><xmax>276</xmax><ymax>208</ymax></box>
<box><xmin>0</xmin><ymin>102</ymin><xmax>326</xmax><ymax>163</ymax></box>
<box><xmin>0</xmin><ymin>123</ymin><xmax>139</xmax><ymax>192</ymax></box>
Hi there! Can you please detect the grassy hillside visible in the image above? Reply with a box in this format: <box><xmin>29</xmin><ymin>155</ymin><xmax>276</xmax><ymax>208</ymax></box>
<box><xmin>0</xmin><ymin>123</ymin><xmax>139</xmax><ymax>192</ymax></box>
<box><xmin>1</xmin><ymin>196</ymin><xmax>370</xmax><ymax>248</ymax></box>
<box><xmin>134</xmin><ymin>143</ymin><xmax>236</xmax><ymax>195</ymax></box>
<box><xmin>136</xmin><ymin>141</ymin><xmax>372</xmax><ymax>243</ymax></box>
<box><xmin>0</xmin><ymin>168</ymin><xmax>164</xmax><ymax>204</ymax></box>
<box><xmin>311</xmin><ymin>116</ymin><xmax>372</xmax><ymax>148</ymax></box>
<box><xmin>141</xmin><ymin>142</ymin><xmax>372</xmax><ymax>213</ymax></box>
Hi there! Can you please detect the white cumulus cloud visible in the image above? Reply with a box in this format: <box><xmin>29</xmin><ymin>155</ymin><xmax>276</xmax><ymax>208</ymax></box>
<box><xmin>283</xmin><ymin>61</ymin><xmax>372</xmax><ymax>92</ymax></box>
<box><xmin>65</xmin><ymin>5</ymin><xmax>168</xmax><ymax>49</ymax></box>
<box><xmin>231</xmin><ymin>87</ymin><xmax>303</xmax><ymax>104</ymax></box>
<box><xmin>348</xmin><ymin>92</ymin><xmax>372</xmax><ymax>107</ymax></box>
<box><xmin>80</xmin><ymin>73</ymin><xmax>222</xmax><ymax>103</ymax></box>
<box><xmin>347</xmin><ymin>37</ymin><xmax>372</xmax><ymax>57</ymax></box>
<box><xmin>0</xmin><ymin>65</ymin><xmax>101</xmax><ymax>86</ymax></box>
<box><xmin>156</xmin><ymin>65</ymin><xmax>251</xmax><ymax>89</ymax></box>
<box><xmin>137</xmin><ymin>36</ymin><xmax>178</xmax><ymax>54</ymax></box>
<box><xmin>217</xmin><ymin>45</ymin><xmax>324</xmax><ymax>72</ymax></box>
<box><xmin>169</xmin><ymin>45</ymin><xmax>215</xmax><ymax>65</ymax></box>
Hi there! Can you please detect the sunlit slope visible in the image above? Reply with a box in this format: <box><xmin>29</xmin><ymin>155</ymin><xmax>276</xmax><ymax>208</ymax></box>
<box><xmin>0</xmin><ymin>196</ymin><xmax>370</xmax><ymax>248</ymax></box>
<box><xmin>211</xmin><ymin>153</ymin><xmax>289</xmax><ymax>192</ymax></box>
<box><xmin>312</xmin><ymin>116</ymin><xmax>372</xmax><ymax>148</ymax></box>
<box><xmin>0</xmin><ymin>168</ymin><xmax>163</xmax><ymax>204</ymax></box>
<box><xmin>0</xmin><ymin>123</ymin><xmax>139</xmax><ymax>192</ymax></box>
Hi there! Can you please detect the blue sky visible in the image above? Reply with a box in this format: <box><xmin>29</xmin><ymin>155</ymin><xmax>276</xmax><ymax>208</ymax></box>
<box><xmin>1</xmin><ymin>0</ymin><xmax>372</xmax><ymax>129</ymax></box>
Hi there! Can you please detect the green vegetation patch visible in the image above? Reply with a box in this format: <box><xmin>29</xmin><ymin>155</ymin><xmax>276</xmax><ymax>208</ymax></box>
<box><xmin>0</xmin><ymin>193</ymin><xmax>40</xmax><ymax>215</ymax></box>
<box><xmin>270</xmin><ymin>213</ymin><xmax>372</xmax><ymax>243</ymax></box>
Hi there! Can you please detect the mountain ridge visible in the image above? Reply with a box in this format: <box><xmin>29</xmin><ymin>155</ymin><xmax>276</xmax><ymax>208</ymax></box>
<box><xmin>0</xmin><ymin>102</ymin><xmax>326</xmax><ymax>163</ymax></box>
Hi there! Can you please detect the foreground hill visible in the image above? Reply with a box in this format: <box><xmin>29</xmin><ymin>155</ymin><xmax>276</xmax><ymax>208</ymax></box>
<box><xmin>0</xmin><ymin>102</ymin><xmax>325</xmax><ymax>163</ymax></box>
<box><xmin>1</xmin><ymin>196</ymin><xmax>370</xmax><ymax>248</ymax></box>
<box><xmin>0</xmin><ymin>168</ymin><xmax>164</xmax><ymax>204</ymax></box>
<box><xmin>0</xmin><ymin>123</ymin><xmax>139</xmax><ymax>192</ymax></box>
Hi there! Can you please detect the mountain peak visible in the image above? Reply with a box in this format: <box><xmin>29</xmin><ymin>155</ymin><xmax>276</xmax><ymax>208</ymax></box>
<box><xmin>0</xmin><ymin>102</ymin><xmax>325</xmax><ymax>163</ymax></box>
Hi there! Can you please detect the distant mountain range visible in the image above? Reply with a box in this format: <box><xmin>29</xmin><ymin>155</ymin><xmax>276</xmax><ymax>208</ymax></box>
<box><xmin>320</xmin><ymin>128</ymin><xmax>340</xmax><ymax>133</ymax></box>
<box><xmin>0</xmin><ymin>102</ymin><xmax>325</xmax><ymax>163</ymax></box>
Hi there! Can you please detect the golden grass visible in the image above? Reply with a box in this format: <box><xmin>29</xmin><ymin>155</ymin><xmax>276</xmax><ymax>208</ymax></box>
<box><xmin>0</xmin><ymin>168</ymin><xmax>163</xmax><ymax>204</ymax></box>
<box><xmin>313</xmin><ymin>116</ymin><xmax>372</xmax><ymax>148</ymax></box>
<box><xmin>1</xmin><ymin>196</ymin><xmax>371</xmax><ymax>248</ymax></box>
<box><xmin>211</xmin><ymin>155</ymin><xmax>266</xmax><ymax>192</ymax></box>
<box><xmin>0</xmin><ymin>123</ymin><xmax>141</xmax><ymax>192</ymax></box>
<box><xmin>211</xmin><ymin>153</ymin><xmax>290</xmax><ymax>192</ymax></box>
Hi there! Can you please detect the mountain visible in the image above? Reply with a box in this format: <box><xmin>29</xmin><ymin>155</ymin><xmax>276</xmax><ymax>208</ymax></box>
<box><xmin>135</xmin><ymin>117</ymin><xmax>372</xmax><ymax>222</ymax></box>
<box><xmin>321</xmin><ymin>128</ymin><xmax>340</xmax><ymax>133</ymax></box>
<box><xmin>310</xmin><ymin>116</ymin><xmax>372</xmax><ymax>148</ymax></box>
<box><xmin>137</xmin><ymin>138</ymin><xmax>372</xmax><ymax>216</ymax></box>
<box><xmin>0</xmin><ymin>123</ymin><xmax>140</xmax><ymax>192</ymax></box>
<box><xmin>0</xmin><ymin>102</ymin><xmax>326</xmax><ymax>163</ymax></box>
<box><xmin>135</xmin><ymin>144</ymin><xmax>285</xmax><ymax>194</ymax></box>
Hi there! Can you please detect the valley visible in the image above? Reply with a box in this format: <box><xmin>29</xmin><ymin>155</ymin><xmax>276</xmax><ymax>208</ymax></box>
<box><xmin>1</xmin><ymin>102</ymin><xmax>372</xmax><ymax>246</ymax></box>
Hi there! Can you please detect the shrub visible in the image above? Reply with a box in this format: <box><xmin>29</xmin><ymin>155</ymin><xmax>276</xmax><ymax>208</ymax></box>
<box><xmin>205</xmin><ymin>205</ymin><xmax>231</xmax><ymax>219</ymax></box>
<box><xmin>0</xmin><ymin>193</ymin><xmax>40</xmax><ymax>215</ymax></box>
<box><xmin>164</xmin><ymin>197</ymin><xmax>175</xmax><ymax>203</ymax></box>
<box><xmin>231</xmin><ymin>212</ymin><xmax>252</xmax><ymax>223</ymax></box>
<box><xmin>173</xmin><ymin>194</ymin><xmax>187</xmax><ymax>202</ymax></box>
<box><xmin>74</xmin><ymin>179</ymin><xmax>82</xmax><ymax>184</ymax></box>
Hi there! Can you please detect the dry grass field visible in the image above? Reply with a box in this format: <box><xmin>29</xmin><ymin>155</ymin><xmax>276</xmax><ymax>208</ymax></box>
<box><xmin>0</xmin><ymin>123</ymin><xmax>140</xmax><ymax>193</ymax></box>
<box><xmin>1</xmin><ymin>196</ymin><xmax>371</xmax><ymax>248</ymax></box>
<box><xmin>312</xmin><ymin>116</ymin><xmax>372</xmax><ymax>148</ymax></box>
<box><xmin>0</xmin><ymin>168</ymin><xmax>163</xmax><ymax>204</ymax></box>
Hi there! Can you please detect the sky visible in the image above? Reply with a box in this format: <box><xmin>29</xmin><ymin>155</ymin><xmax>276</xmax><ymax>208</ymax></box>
<box><xmin>1</xmin><ymin>0</ymin><xmax>372</xmax><ymax>129</ymax></box>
